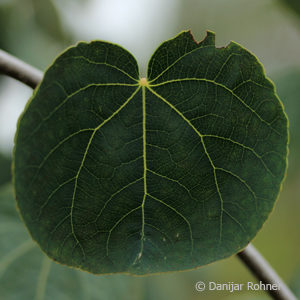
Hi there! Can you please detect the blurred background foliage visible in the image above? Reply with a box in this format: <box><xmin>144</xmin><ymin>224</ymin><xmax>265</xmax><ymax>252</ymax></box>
<box><xmin>0</xmin><ymin>0</ymin><xmax>299</xmax><ymax>299</ymax></box>
<box><xmin>0</xmin><ymin>153</ymin><xmax>11</xmax><ymax>185</ymax></box>
<box><xmin>280</xmin><ymin>0</ymin><xmax>300</xmax><ymax>17</ymax></box>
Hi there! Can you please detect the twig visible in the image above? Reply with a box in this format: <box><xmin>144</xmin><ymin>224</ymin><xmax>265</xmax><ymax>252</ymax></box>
<box><xmin>0</xmin><ymin>49</ymin><xmax>43</xmax><ymax>89</ymax></box>
<box><xmin>0</xmin><ymin>48</ymin><xmax>297</xmax><ymax>300</ymax></box>
<box><xmin>237</xmin><ymin>244</ymin><xmax>297</xmax><ymax>300</ymax></box>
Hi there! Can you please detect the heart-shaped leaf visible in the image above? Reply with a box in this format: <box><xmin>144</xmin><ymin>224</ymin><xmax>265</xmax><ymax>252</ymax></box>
<box><xmin>13</xmin><ymin>31</ymin><xmax>288</xmax><ymax>275</ymax></box>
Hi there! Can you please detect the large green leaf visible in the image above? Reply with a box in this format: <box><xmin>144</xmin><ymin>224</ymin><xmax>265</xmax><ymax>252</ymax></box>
<box><xmin>0</xmin><ymin>184</ymin><xmax>143</xmax><ymax>300</ymax></box>
<box><xmin>13</xmin><ymin>31</ymin><xmax>288</xmax><ymax>275</ymax></box>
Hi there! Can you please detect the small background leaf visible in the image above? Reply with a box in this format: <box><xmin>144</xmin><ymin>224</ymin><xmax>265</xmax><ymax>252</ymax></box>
<box><xmin>280</xmin><ymin>0</ymin><xmax>300</xmax><ymax>17</ymax></box>
<box><xmin>0</xmin><ymin>152</ymin><xmax>11</xmax><ymax>186</ymax></box>
<box><xmin>274</xmin><ymin>69</ymin><xmax>300</xmax><ymax>177</ymax></box>
<box><xmin>290</xmin><ymin>270</ymin><xmax>300</xmax><ymax>297</ymax></box>
<box><xmin>30</xmin><ymin>0</ymin><xmax>70</xmax><ymax>43</ymax></box>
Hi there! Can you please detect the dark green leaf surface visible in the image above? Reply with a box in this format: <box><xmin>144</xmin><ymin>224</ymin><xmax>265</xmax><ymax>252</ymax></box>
<box><xmin>0</xmin><ymin>184</ymin><xmax>143</xmax><ymax>300</ymax></box>
<box><xmin>13</xmin><ymin>31</ymin><xmax>288</xmax><ymax>275</ymax></box>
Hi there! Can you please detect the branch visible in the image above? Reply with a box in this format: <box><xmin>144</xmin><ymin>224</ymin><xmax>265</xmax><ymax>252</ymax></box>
<box><xmin>0</xmin><ymin>49</ymin><xmax>43</xmax><ymax>89</ymax></box>
<box><xmin>237</xmin><ymin>244</ymin><xmax>297</xmax><ymax>300</ymax></box>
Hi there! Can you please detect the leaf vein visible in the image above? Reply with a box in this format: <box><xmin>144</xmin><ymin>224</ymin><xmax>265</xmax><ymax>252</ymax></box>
<box><xmin>147</xmin><ymin>193</ymin><xmax>193</xmax><ymax>255</ymax></box>
<box><xmin>147</xmin><ymin>86</ymin><xmax>224</xmax><ymax>243</ymax></box>
<box><xmin>70</xmin><ymin>55</ymin><xmax>139</xmax><ymax>82</ymax></box>
<box><xmin>70</xmin><ymin>86</ymin><xmax>141</xmax><ymax>259</ymax></box>
<box><xmin>150</xmin><ymin>78</ymin><xmax>281</xmax><ymax>136</ymax></box>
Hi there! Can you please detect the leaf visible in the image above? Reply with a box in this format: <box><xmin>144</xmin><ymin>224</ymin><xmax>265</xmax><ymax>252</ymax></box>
<box><xmin>31</xmin><ymin>0</ymin><xmax>69</xmax><ymax>43</ymax></box>
<box><xmin>290</xmin><ymin>270</ymin><xmax>300</xmax><ymax>298</ymax></box>
<box><xmin>0</xmin><ymin>4</ymin><xmax>10</xmax><ymax>50</ymax></box>
<box><xmin>280</xmin><ymin>0</ymin><xmax>300</xmax><ymax>17</ymax></box>
<box><xmin>13</xmin><ymin>31</ymin><xmax>288</xmax><ymax>275</ymax></box>
<box><xmin>274</xmin><ymin>69</ymin><xmax>300</xmax><ymax>144</ymax></box>
<box><xmin>0</xmin><ymin>184</ymin><xmax>144</xmax><ymax>300</ymax></box>
<box><xmin>273</xmin><ymin>69</ymin><xmax>300</xmax><ymax>176</ymax></box>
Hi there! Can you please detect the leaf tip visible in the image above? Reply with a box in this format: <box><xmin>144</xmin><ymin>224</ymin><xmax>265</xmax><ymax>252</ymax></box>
<box><xmin>226</xmin><ymin>40</ymin><xmax>241</xmax><ymax>50</ymax></box>
<box><xmin>204</xmin><ymin>30</ymin><xmax>216</xmax><ymax>44</ymax></box>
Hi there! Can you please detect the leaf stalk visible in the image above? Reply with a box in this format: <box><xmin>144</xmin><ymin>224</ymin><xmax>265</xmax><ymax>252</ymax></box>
<box><xmin>0</xmin><ymin>49</ymin><xmax>43</xmax><ymax>89</ymax></box>
<box><xmin>237</xmin><ymin>244</ymin><xmax>297</xmax><ymax>300</ymax></box>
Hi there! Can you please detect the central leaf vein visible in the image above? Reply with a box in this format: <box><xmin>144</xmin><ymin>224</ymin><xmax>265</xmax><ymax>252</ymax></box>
<box><xmin>140</xmin><ymin>85</ymin><xmax>147</xmax><ymax>258</ymax></box>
